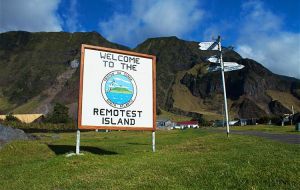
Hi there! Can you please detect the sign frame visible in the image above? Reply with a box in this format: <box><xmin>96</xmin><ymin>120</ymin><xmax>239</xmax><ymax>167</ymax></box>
<box><xmin>78</xmin><ymin>44</ymin><xmax>156</xmax><ymax>131</ymax></box>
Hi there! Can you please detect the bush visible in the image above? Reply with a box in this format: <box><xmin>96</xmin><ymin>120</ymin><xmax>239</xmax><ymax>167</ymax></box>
<box><xmin>46</xmin><ymin>103</ymin><xmax>71</xmax><ymax>124</ymax></box>
<box><xmin>191</xmin><ymin>117</ymin><xmax>210</xmax><ymax>127</ymax></box>
<box><xmin>5</xmin><ymin>113</ymin><xmax>21</xmax><ymax>122</ymax></box>
<box><xmin>292</xmin><ymin>112</ymin><xmax>300</xmax><ymax>123</ymax></box>
<box><xmin>257</xmin><ymin>116</ymin><xmax>282</xmax><ymax>125</ymax></box>
<box><xmin>257</xmin><ymin>116</ymin><xmax>271</xmax><ymax>124</ymax></box>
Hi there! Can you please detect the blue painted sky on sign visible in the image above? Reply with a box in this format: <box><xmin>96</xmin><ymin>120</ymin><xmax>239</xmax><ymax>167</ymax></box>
<box><xmin>0</xmin><ymin>0</ymin><xmax>299</xmax><ymax>78</ymax></box>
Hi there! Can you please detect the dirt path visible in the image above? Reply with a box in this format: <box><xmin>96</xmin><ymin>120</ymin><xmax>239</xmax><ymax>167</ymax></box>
<box><xmin>230</xmin><ymin>130</ymin><xmax>300</xmax><ymax>144</ymax></box>
<box><xmin>210</xmin><ymin>129</ymin><xmax>300</xmax><ymax>144</ymax></box>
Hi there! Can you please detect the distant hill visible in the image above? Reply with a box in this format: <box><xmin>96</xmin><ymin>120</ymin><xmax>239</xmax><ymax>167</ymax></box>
<box><xmin>109</xmin><ymin>87</ymin><xmax>132</xmax><ymax>94</ymax></box>
<box><xmin>0</xmin><ymin>31</ymin><xmax>299</xmax><ymax>120</ymax></box>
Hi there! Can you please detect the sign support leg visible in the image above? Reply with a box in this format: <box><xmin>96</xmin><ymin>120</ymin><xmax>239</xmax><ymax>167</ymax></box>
<box><xmin>152</xmin><ymin>131</ymin><xmax>155</xmax><ymax>152</ymax></box>
<box><xmin>76</xmin><ymin>130</ymin><xmax>80</xmax><ymax>154</ymax></box>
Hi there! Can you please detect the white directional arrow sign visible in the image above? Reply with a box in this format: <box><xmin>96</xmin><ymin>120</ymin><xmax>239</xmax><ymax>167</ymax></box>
<box><xmin>199</xmin><ymin>42</ymin><xmax>218</xmax><ymax>50</ymax></box>
<box><xmin>206</xmin><ymin>55</ymin><xmax>220</xmax><ymax>63</ymax></box>
<box><xmin>207</xmin><ymin>62</ymin><xmax>245</xmax><ymax>72</ymax></box>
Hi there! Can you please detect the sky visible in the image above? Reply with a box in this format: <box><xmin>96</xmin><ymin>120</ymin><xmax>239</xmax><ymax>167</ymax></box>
<box><xmin>0</xmin><ymin>0</ymin><xmax>299</xmax><ymax>78</ymax></box>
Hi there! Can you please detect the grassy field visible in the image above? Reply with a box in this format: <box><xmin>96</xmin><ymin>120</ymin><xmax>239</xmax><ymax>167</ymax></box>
<box><xmin>0</xmin><ymin>128</ymin><xmax>299</xmax><ymax>190</ymax></box>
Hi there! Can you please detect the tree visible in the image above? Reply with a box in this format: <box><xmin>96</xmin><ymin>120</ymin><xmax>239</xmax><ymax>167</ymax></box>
<box><xmin>5</xmin><ymin>113</ymin><xmax>20</xmax><ymax>122</ymax></box>
<box><xmin>46</xmin><ymin>103</ymin><xmax>70</xmax><ymax>123</ymax></box>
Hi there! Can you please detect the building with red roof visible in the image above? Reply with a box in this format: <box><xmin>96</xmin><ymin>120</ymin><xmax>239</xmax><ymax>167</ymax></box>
<box><xmin>174</xmin><ymin>121</ymin><xmax>199</xmax><ymax>129</ymax></box>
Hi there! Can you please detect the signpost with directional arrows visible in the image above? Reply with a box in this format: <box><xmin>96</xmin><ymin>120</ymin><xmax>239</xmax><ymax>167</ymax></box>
<box><xmin>207</xmin><ymin>61</ymin><xmax>245</xmax><ymax>72</ymax></box>
<box><xmin>199</xmin><ymin>42</ymin><xmax>219</xmax><ymax>50</ymax></box>
<box><xmin>199</xmin><ymin>36</ymin><xmax>244</xmax><ymax>137</ymax></box>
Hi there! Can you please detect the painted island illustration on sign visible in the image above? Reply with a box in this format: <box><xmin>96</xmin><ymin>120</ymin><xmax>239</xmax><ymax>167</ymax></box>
<box><xmin>101</xmin><ymin>70</ymin><xmax>137</xmax><ymax>109</ymax></box>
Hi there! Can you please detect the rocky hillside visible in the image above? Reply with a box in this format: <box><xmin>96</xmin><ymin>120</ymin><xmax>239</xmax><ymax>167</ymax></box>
<box><xmin>135</xmin><ymin>36</ymin><xmax>300</xmax><ymax>119</ymax></box>
<box><xmin>0</xmin><ymin>32</ymin><xmax>299</xmax><ymax>120</ymax></box>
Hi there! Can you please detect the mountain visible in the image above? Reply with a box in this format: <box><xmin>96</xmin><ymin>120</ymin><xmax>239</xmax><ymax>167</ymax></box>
<box><xmin>0</xmin><ymin>31</ymin><xmax>128</xmax><ymax>115</ymax></box>
<box><xmin>0</xmin><ymin>31</ymin><xmax>299</xmax><ymax>120</ymax></box>
<box><xmin>135</xmin><ymin>36</ymin><xmax>300</xmax><ymax>119</ymax></box>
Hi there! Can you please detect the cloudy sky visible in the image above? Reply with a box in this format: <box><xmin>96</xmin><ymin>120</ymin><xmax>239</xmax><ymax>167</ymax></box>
<box><xmin>0</xmin><ymin>0</ymin><xmax>299</xmax><ymax>78</ymax></box>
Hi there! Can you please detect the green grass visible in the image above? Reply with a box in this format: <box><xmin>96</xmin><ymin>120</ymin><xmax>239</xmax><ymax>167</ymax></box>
<box><xmin>230</xmin><ymin>125</ymin><xmax>300</xmax><ymax>134</ymax></box>
<box><xmin>0</xmin><ymin>129</ymin><xmax>299</xmax><ymax>189</ymax></box>
<box><xmin>158</xmin><ymin>109</ymin><xmax>192</xmax><ymax>122</ymax></box>
<box><xmin>0</xmin><ymin>94</ymin><xmax>14</xmax><ymax>112</ymax></box>
<box><xmin>12</xmin><ymin>97</ymin><xmax>41</xmax><ymax>113</ymax></box>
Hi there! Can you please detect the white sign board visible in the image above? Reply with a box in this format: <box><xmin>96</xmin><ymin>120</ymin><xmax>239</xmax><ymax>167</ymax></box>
<box><xmin>78</xmin><ymin>44</ymin><xmax>156</xmax><ymax>131</ymax></box>
<box><xmin>207</xmin><ymin>56</ymin><xmax>220</xmax><ymax>63</ymax></box>
<box><xmin>207</xmin><ymin>62</ymin><xmax>245</xmax><ymax>72</ymax></box>
<box><xmin>199</xmin><ymin>42</ymin><xmax>218</xmax><ymax>50</ymax></box>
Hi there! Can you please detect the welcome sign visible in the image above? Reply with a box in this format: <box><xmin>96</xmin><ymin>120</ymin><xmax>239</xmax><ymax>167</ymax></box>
<box><xmin>78</xmin><ymin>44</ymin><xmax>156</xmax><ymax>131</ymax></box>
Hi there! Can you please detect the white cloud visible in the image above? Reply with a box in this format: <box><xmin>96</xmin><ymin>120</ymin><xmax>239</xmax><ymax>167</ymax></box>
<box><xmin>202</xmin><ymin>21</ymin><xmax>233</xmax><ymax>42</ymax></box>
<box><xmin>99</xmin><ymin>0</ymin><xmax>204</xmax><ymax>47</ymax></box>
<box><xmin>236</xmin><ymin>0</ymin><xmax>300</xmax><ymax>79</ymax></box>
<box><xmin>0</xmin><ymin>0</ymin><xmax>62</xmax><ymax>32</ymax></box>
<box><xmin>114</xmin><ymin>77</ymin><xmax>131</xmax><ymax>84</ymax></box>
<box><xmin>65</xmin><ymin>0</ymin><xmax>83</xmax><ymax>32</ymax></box>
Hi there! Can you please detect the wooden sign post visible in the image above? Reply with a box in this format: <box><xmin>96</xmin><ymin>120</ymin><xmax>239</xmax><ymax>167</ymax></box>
<box><xmin>77</xmin><ymin>44</ymin><xmax>156</xmax><ymax>154</ymax></box>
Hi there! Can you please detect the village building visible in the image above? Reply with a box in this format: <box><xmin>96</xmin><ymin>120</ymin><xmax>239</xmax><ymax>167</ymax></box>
<box><xmin>174</xmin><ymin>121</ymin><xmax>199</xmax><ymax>129</ymax></box>
<box><xmin>156</xmin><ymin>119</ymin><xmax>174</xmax><ymax>130</ymax></box>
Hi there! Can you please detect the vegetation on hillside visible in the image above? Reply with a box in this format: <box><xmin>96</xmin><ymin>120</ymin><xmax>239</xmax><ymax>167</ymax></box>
<box><xmin>0</xmin><ymin>31</ymin><xmax>299</xmax><ymax>120</ymax></box>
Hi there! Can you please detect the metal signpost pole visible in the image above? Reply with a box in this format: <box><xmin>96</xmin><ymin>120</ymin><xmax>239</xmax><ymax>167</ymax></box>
<box><xmin>152</xmin><ymin>131</ymin><xmax>155</xmax><ymax>152</ymax></box>
<box><xmin>76</xmin><ymin>130</ymin><xmax>80</xmax><ymax>154</ymax></box>
<box><xmin>222</xmin><ymin>103</ymin><xmax>224</xmax><ymax>128</ymax></box>
<box><xmin>218</xmin><ymin>36</ymin><xmax>230</xmax><ymax>137</ymax></box>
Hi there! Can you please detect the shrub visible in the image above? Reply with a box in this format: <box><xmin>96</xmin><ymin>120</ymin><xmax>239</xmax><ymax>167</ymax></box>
<box><xmin>5</xmin><ymin>113</ymin><xmax>21</xmax><ymax>122</ymax></box>
<box><xmin>191</xmin><ymin>117</ymin><xmax>210</xmax><ymax>126</ymax></box>
<box><xmin>46</xmin><ymin>103</ymin><xmax>71</xmax><ymax>124</ymax></box>
<box><xmin>257</xmin><ymin>116</ymin><xmax>282</xmax><ymax>125</ymax></box>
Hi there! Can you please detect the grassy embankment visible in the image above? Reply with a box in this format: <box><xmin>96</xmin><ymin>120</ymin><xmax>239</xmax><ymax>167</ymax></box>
<box><xmin>0</xmin><ymin>127</ymin><xmax>299</xmax><ymax>189</ymax></box>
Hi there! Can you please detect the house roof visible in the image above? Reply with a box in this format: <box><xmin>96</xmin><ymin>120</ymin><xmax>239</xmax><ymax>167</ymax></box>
<box><xmin>177</xmin><ymin>121</ymin><xmax>198</xmax><ymax>125</ymax></box>
<box><xmin>157</xmin><ymin>118</ymin><xmax>171</xmax><ymax>122</ymax></box>
<box><xmin>0</xmin><ymin>114</ymin><xmax>44</xmax><ymax>123</ymax></box>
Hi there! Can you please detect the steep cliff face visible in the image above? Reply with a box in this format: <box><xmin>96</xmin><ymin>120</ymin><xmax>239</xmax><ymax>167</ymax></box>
<box><xmin>232</xmin><ymin>98</ymin><xmax>267</xmax><ymax>118</ymax></box>
<box><xmin>0</xmin><ymin>31</ymin><xmax>299</xmax><ymax>119</ymax></box>
<box><xmin>179</xmin><ymin>58</ymin><xmax>300</xmax><ymax>118</ymax></box>
<box><xmin>134</xmin><ymin>37</ymin><xmax>203</xmax><ymax>109</ymax></box>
